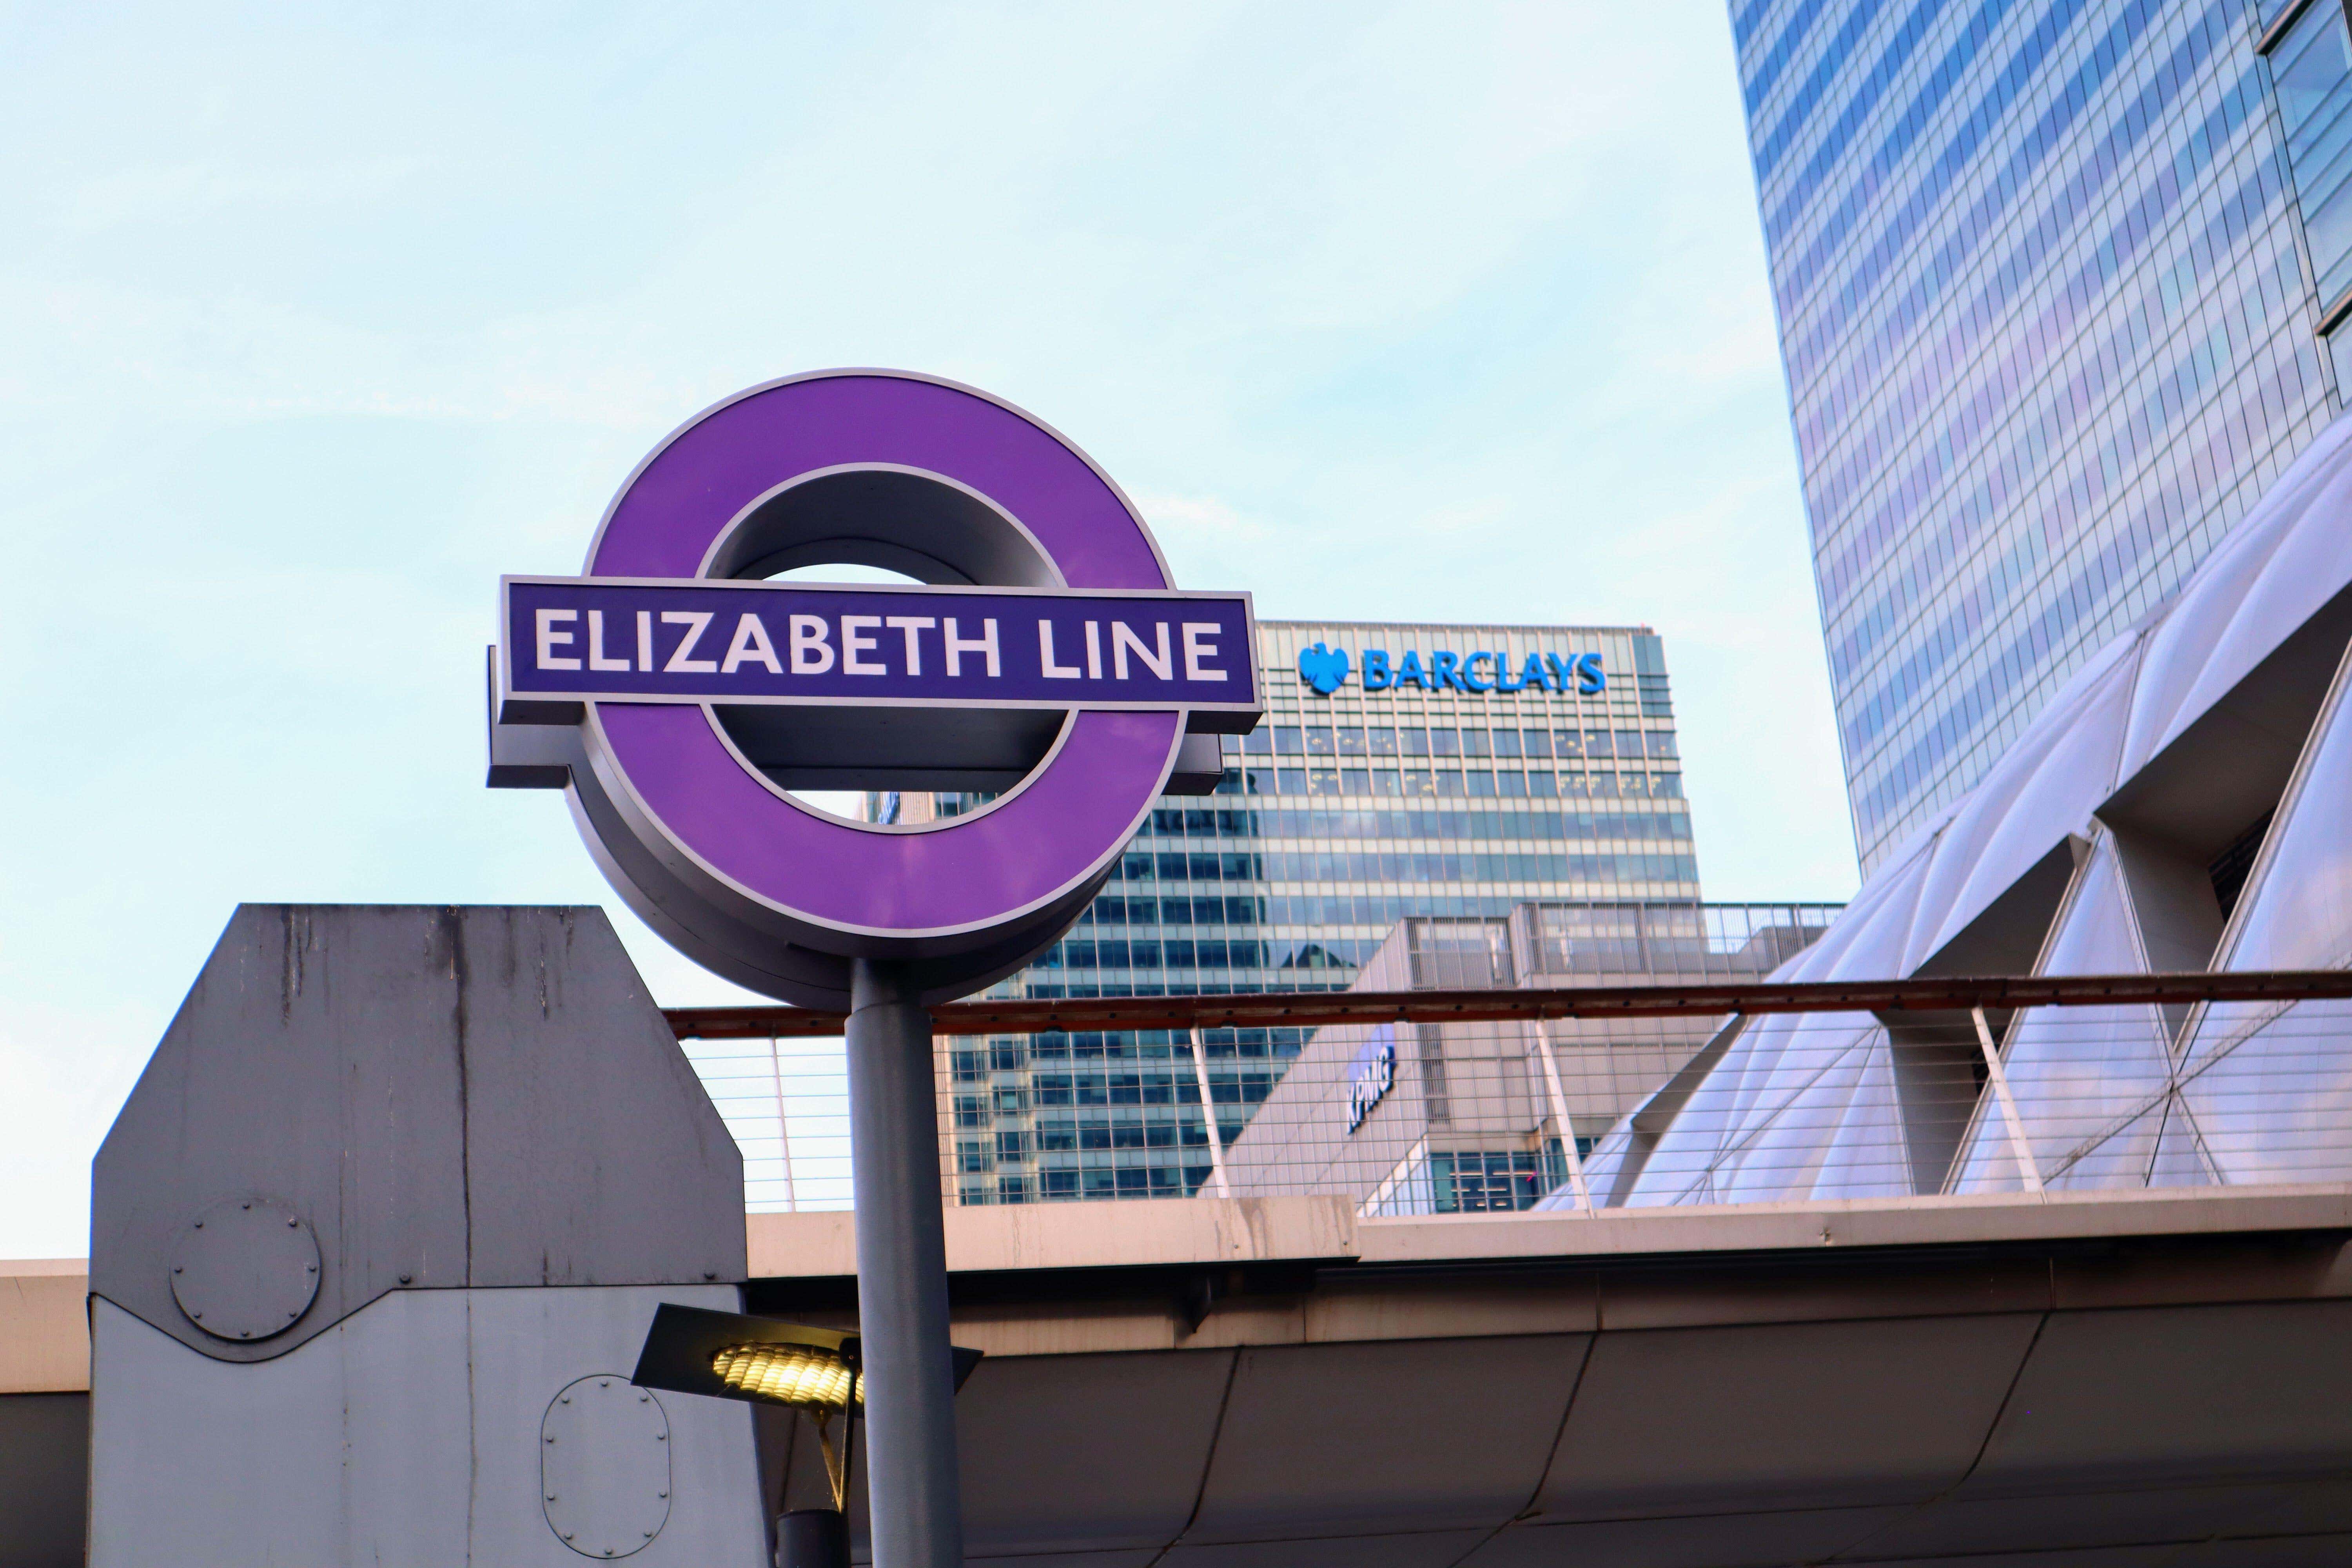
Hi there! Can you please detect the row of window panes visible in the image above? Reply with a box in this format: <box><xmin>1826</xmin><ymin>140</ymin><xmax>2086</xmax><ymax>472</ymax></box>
<box><xmin>1829</xmin><ymin>266</ymin><xmax>2319</xmax><ymax>809</ymax></box>
<box><xmin>955</xmin><ymin>1167</ymin><xmax>1217</xmax><ymax>1201</ymax></box>
<box><xmin>1845</xmin><ymin>333</ymin><xmax>2324</xmax><ymax>839</ymax></box>
<box><xmin>1227</xmin><ymin>766</ymin><xmax>1682</xmax><ymax>799</ymax></box>
<box><xmin>1823</xmin><ymin>213</ymin><xmax>2305</xmax><ymax>733</ymax></box>
<box><xmin>1239</xmin><ymin>726</ymin><xmax>1675</xmax><ymax>760</ymax></box>
<box><xmin>1798</xmin><ymin>10</ymin><xmax>2247</xmax><ymax>580</ymax></box>
<box><xmin>1129</xmin><ymin>804</ymin><xmax>1691</xmax><ymax>842</ymax></box>
<box><xmin>948</xmin><ymin>1029</ymin><xmax>1308</xmax><ymax>1071</ymax></box>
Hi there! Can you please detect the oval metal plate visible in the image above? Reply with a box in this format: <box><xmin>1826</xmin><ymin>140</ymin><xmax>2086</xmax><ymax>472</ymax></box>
<box><xmin>542</xmin><ymin>1375</ymin><xmax>672</xmax><ymax>1558</ymax></box>
<box><xmin>169</xmin><ymin>1196</ymin><xmax>321</xmax><ymax>1342</ymax></box>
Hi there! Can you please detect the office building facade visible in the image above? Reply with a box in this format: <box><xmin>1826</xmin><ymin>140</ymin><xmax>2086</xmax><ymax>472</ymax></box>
<box><xmin>1733</xmin><ymin>0</ymin><xmax>2352</xmax><ymax>869</ymax></box>
<box><xmin>940</xmin><ymin>618</ymin><xmax>1707</xmax><ymax>1207</ymax></box>
<box><xmin>1222</xmin><ymin>899</ymin><xmax>1841</xmax><ymax>1214</ymax></box>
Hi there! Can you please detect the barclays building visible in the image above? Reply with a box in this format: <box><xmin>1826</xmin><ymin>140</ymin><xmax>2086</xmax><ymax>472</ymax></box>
<box><xmin>912</xmin><ymin>618</ymin><xmax>1716</xmax><ymax>1208</ymax></box>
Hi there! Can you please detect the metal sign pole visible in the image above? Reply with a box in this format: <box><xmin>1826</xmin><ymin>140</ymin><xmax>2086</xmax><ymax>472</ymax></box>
<box><xmin>492</xmin><ymin>373</ymin><xmax>1265</xmax><ymax>1567</ymax></box>
<box><xmin>846</xmin><ymin>959</ymin><xmax>965</xmax><ymax>1568</ymax></box>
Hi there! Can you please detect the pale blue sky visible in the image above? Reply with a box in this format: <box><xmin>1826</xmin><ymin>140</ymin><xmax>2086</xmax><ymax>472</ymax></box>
<box><xmin>0</xmin><ymin>1</ymin><xmax>1853</xmax><ymax>1256</ymax></box>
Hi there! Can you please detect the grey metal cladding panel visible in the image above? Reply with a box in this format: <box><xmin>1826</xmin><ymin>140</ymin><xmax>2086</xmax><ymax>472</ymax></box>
<box><xmin>1186</xmin><ymin>1335</ymin><xmax>1591</xmax><ymax>1543</ymax></box>
<box><xmin>1848</xmin><ymin>1483</ymin><xmax>2313</xmax><ymax>1562</ymax></box>
<box><xmin>1965</xmin><ymin>1300</ymin><xmax>2352</xmax><ymax>1495</ymax></box>
<box><xmin>955</xmin><ymin>1348</ymin><xmax>1238</xmax><ymax>1556</ymax></box>
<box><xmin>1457</xmin><ymin>1506</ymin><xmax>1904</xmax><ymax>1568</ymax></box>
<box><xmin>2168</xmin><ymin>1539</ymin><xmax>2352</xmax><ymax>1568</ymax></box>
<box><xmin>87</xmin><ymin>1295</ymin><xmax>471</xmax><ymax>1566</ymax></box>
<box><xmin>0</xmin><ymin>1392</ymin><xmax>89</xmax><ymax>1568</ymax></box>
<box><xmin>1536</xmin><ymin>1314</ymin><xmax>2045</xmax><ymax>1520</ymax></box>
<box><xmin>966</xmin><ymin>1555</ymin><xmax>1161</xmax><ymax>1568</ymax></box>
<box><xmin>1156</xmin><ymin>1533</ymin><xmax>1492</xmax><ymax>1568</ymax></box>
<box><xmin>91</xmin><ymin>905</ymin><xmax>744</xmax><ymax>1364</ymax></box>
<box><xmin>91</xmin><ymin>904</ymin><xmax>471</xmax><ymax>1362</ymax></box>
<box><xmin>450</xmin><ymin>906</ymin><xmax>746</xmax><ymax>1287</ymax></box>
<box><xmin>87</xmin><ymin>1285</ymin><xmax>763</xmax><ymax>1568</ymax></box>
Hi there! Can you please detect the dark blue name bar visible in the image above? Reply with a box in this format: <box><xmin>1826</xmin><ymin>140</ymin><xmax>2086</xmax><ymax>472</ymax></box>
<box><xmin>501</xmin><ymin>576</ymin><xmax>1259</xmax><ymax>714</ymax></box>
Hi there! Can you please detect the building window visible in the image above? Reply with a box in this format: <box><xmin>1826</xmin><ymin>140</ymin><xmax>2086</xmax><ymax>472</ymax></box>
<box><xmin>1432</xmin><ymin>1151</ymin><xmax>1545</xmax><ymax>1213</ymax></box>
<box><xmin>2270</xmin><ymin>0</ymin><xmax>2352</xmax><ymax>306</ymax></box>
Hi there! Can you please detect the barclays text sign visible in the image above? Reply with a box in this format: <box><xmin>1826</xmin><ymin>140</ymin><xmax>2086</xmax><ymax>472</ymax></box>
<box><xmin>1298</xmin><ymin>642</ymin><xmax>1604</xmax><ymax>697</ymax></box>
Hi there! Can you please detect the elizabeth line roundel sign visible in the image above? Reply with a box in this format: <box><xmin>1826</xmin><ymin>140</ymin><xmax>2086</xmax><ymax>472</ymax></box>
<box><xmin>487</xmin><ymin>370</ymin><xmax>1262</xmax><ymax>1009</ymax></box>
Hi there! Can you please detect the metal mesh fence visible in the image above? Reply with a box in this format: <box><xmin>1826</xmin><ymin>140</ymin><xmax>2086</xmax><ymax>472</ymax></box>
<box><xmin>684</xmin><ymin>990</ymin><xmax>2352</xmax><ymax>1215</ymax></box>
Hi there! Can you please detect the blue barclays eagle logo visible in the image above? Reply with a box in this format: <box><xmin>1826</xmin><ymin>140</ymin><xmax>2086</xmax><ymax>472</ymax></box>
<box><xmin>1296</xmin><ymin>642</ymin><xmax>1350</xmax><ymax>695</ymax></box>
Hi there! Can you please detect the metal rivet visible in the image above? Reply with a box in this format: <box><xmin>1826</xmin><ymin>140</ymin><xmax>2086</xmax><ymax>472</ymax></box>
<box><xmin>561</xmin><ymin>1396</ymin><xmax>570</xmax><ymax>1404</ymax></box>
<box><xmin>644</xmin><ymin>1531</ymin><xmax>654</xmax><ymax>1538</ymax></box>
<box><xmin>287</xmin><ymin>1216</ymin><xmax>298</xmax><ymax>1227</ymax></box>
<box><xmin>703</xmin><ymin>1270</ymin><xmax>717</xmax><ymax>1280</ymax></box>
<box><xmin>307</xmin><ymin>1263</ymin><xmax>316</xmax><ymax>1272</ymax></box>
<box><xmin>545</xmin><ymin>1436</ymin><xmax>556</xmax><ymax>1444</ymax></box>
<box><xmin>191</xmin><ymin>1311</ymin><xmax>202</xmax><ymax>1320</ymax></box>
<box><xmin>239</xmin><ymin>1330</ymin><xmax>250</xmax><ymax>1338</ymax></box>
<box><xmin>599</xmin><ymin>1380</ymin><xmax>609</xmax><ymax>1388</ymax></box>
<box><xmin>639</xmin><ymin>1394</ymin><xmax>649</xmax><ymax>1403</ymax></box>
<box><xmin>173</xmin><ymin>1266</ymin><xmax>183</xmax><ymax>1274</ymax></box>
<box><xmin>655</xmin><ymin>1433</ymin><xmax>666</xmax><ymax>1441</ymax></box>
<box><xmin>242</xmin><ymin>1202</ymin><xmax>251</xmax><ymax>1210</ymax></box>
<box><xmin>546</xmin><ymin>1494</ymin><xmax>557</xmax><ymax>1502</ymax></box>
<box><xmin>658</xmin><ymin>1491</ymin><xmax>668</xmax><ymax>1499</ymax></box>
<box><xmin>192</xmin><ymin>1220</ymin><xmax>203</xmax><ymax>1229</ymax></box>
<box><xmin>398</xmin><ymin>1273</ymin><xmax>412</xmax><ymax>1284</ymax></box>
<box><xmin>563</xmin><ymin>1534</ymin><xmax>573</xmax><ymax>1542</ymax></box>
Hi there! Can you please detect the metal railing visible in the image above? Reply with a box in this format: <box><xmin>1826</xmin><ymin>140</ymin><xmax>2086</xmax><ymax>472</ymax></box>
<box><xmin>667</xmin><ymin>973</ymin><xmax>2352</xmax><ymax>1213</ymax></box>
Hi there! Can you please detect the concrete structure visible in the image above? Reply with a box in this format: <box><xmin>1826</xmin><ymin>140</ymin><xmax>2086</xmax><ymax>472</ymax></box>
<box><xmin>1733</xmin><ymin>0</ymin><xmax>2352</xmax><ymax>867</ymax></box>
<box><xmin>1572</xmin><ymin>411</ymin><xmax>2352</xmax><ymax>1206</ymax></box>
<box><xmin>18</xmin><ymin>1187</ymin><xmax>2352</xmax><ymax>1565</ymax></box>
<box><xmin>78</xmin><ymin>905</ymin><xmax>767</xmax><ymax>1566</ymax></box>
<box><xmin>1224</xmin><ymin>902</ymin><xmax>1839</xmax><ymax>1213</ymax></box>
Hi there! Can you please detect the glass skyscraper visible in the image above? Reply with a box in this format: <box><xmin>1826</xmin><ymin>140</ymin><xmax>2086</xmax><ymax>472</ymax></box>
<box><xmin>939</xmin><ymin>619</ymin><xmax>1707</xmax><ymax>1206</ymax></box>
<box><xmin>1733</xmin><ymin>0</ymin><xmax>2352</xmax><ymax>869</ymax></box>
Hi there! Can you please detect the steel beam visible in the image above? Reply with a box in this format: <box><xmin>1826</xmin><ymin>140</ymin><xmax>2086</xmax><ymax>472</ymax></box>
<box><xmin>668</xmin><ymin>969</ymin><xmax>2352</xmax><ymax>1040</ymax></box>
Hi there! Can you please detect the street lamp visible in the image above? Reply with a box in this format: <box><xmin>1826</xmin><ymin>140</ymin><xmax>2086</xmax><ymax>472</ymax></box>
<box><xmin>632</xmin><ymin>1303</ymin><xmax>980</xmax><ymax>1568</ymax></box>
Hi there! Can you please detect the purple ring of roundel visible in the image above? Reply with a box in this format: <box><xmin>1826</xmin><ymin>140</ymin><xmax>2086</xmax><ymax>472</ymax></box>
<box><xmin>585</xmin><ymin>373</ymin><xmax>1179</xmax><ymax>937</ymax></box>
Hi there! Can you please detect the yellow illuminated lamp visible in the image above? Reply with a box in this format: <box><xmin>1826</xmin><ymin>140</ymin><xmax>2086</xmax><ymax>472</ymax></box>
<box><xmin>711</xmin><ymin>1338</ymin><xmax>863</xmax><ymax>1508</ymax></box>
<box><xmin>711</xmin><ymin>1341</ymin><xmax>864</xmax><ymax>1412</ymax></box>
<box><xmin>633</xmin><ymin>1303</ymin><xmax>978</xmax><ymax>1521</ymax></box>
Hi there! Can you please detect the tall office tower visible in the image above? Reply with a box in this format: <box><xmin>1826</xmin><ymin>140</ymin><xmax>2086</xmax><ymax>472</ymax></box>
<box><xmin>1732</xmin><ymin>0</ymin><xmax>2352</xmax><ymax>869</ymax></box>
<box><xmin>940</xmin><ymin>619</ymin><xmax>1705</xmax><ymax>1206</ymax></box>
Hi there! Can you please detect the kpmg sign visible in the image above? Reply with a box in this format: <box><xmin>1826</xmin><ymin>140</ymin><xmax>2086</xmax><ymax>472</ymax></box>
<box><xmin>488</xmin><ymin>370</ymin><xmax>1263</xmax><ymax>1009</ymax></box>
<box><xmin>1296</xmin><ymin>641</ymin><xmax>1604</xmax><ymax>697</ymax></box>
<box><xmin>1347</xmin><ymin>1025</ymin><xmax>1398</xmax><ymax>1132</ymax></box>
